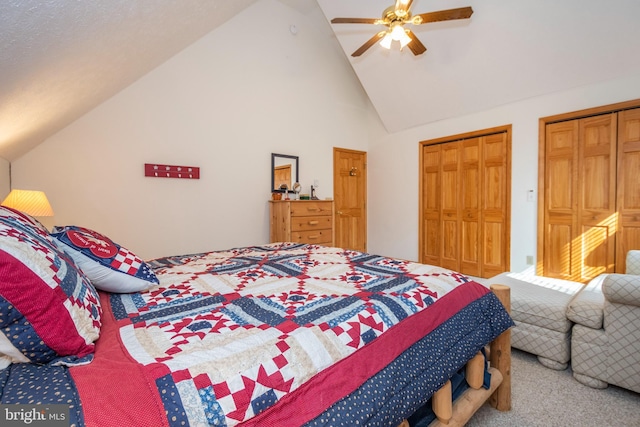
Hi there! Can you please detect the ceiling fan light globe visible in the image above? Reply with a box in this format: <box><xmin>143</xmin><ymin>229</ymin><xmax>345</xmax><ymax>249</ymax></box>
<box><xmin>390</xmin><ymin>24</ymin><xmax>406</xmax><ymax>41</ymax></box>
<box><xmin>379</xmin><ymin>33</ymin><xmax>393</xmax><ymax>49</ymax></box>
<box><xmin>399</xmin><ymin>29</ymin><xmax>412</xmax><ymax>47</ymax></box>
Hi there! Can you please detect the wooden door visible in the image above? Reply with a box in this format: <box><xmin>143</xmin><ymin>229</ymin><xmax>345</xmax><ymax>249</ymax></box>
<box><xmin>541</xmin><ymin>114</ymin><xmax>617</xmax><ymax>281</ymax></box>
<box><xmin>333</xmin><ymin>148</ymin><xmax>367</xmax><ymax>251</ymax></box>
<box><xmin>481</xmin><ymin>133</ymin><xmax>511</xmax><ymax>277</ymax></box>
<box><xmin>617</xmin><ymin>108</ymin><xmax>640</xmax><ymax>272</ymax></box>
<box><xmin>543</xmin><ymin>120</ymin><xmax>578</xmax><ymax>280</ymax></box>
<box><xmin>421</xmin><ymin>141</ymin><xmax>467</xmax><ymax>272</ymax></box>
<box><xmin>460</xmin><ymin>138</ymin><xmax>481</xmax><ymax>276</ymax></box>
<box><xmin>421</xmin><ymin>144</ymin><xmax>442</xmax><ymax>267</ymax></box>
<box><xmin>441</xmin><ymin>142</ymin><xmax>461</xmax><ymax>271</ymax></box>
<box><xmin>420</xmin><ymin>126</ymin><xmax>510</xmax><ymax>278</ymax></box>
<box><xmin>274</xmin><ymin>165</ymin><xmax>292</xmax><ymax>191</ymax></box>
<box><xmin>579</xmin><ymin>115</ymin><xmax>617</xmax><ymax>279</ymax></box>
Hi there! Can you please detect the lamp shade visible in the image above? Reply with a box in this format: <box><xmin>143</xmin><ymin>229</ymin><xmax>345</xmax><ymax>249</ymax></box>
<box><xmin>1</xmin><ymin>189</ymin><xmax>55</xmax><ymax>217</ymax></box>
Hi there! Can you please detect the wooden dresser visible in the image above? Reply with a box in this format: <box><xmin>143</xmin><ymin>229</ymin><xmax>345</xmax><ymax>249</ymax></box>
<box><xmin>269</xmin><ymin>200</ymin><xmax>334</xmax><ymax>246</ymax></box>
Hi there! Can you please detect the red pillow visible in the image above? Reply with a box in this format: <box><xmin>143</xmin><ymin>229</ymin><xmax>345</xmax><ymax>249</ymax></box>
<box><xmin>0</xmin><ymin>207</ymin><xmax>101</xmax><ymax>367</ymax></box>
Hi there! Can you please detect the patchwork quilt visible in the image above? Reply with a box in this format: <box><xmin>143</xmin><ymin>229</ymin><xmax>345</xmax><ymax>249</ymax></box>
<box><xmin>1</xmin><ymin>243</ymin><xmax>513</xmax><ymax>427</ymax></box>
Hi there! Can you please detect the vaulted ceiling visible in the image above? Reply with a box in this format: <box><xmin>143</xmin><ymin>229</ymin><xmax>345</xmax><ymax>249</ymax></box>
<box><xmin>319</xmin><ymin>0</ymin><xmax>640</xmax><ymax>132</ymax></box>
<box><xmin>2</xmin><ymin>0</ymin><xmax>640</xmax><ymax>161</ymax></box>
<box><xmin>0</xmin><ymin>0</ymin><xmax>258</xmax><ymax>161</ymax></box>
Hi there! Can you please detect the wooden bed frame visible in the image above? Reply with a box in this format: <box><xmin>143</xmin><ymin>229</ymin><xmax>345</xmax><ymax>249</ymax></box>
<box><xmin>398</xmin><ymin>284</ymin><xmax>512</xmax><ymax>427</ymax></box>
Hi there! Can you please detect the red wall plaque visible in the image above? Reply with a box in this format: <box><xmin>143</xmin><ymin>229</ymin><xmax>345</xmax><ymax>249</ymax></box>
<box><xmin>144</xmin><ymin>164</ymin><xmax>200</xmax><ymax>179</ymax></box>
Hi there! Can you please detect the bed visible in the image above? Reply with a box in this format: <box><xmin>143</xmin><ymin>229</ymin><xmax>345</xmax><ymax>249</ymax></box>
<box><xmin>0</xmin><ymin>205</ymin><xmax>514</xmax><ymax>426</ymax></box>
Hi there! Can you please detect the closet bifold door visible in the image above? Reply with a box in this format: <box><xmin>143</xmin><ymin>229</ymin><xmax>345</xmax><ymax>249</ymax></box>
<box><xmin>420</xmin><ymin>128</ymin><xmax>510</xmax><ymax>278</ymax></box>
<box><xmin>421</xmin><ymin>143</ymin><xmax>442</xmax><ymax>268</ymax></box>
<box><xmin>542</xmin><ymin>114</ymin><xmax>617</xmax><ymax>282</ymax></box>
<box><xmin>617</xmin><ymin>108</ymin><xmax>640</xmax><ymax>273</ymax></box>
<box><xmin>578</xmin><ymin>114</ymin><xmax>617</xmax><ymax>281</ymax></box>
<box><xmin>481</xmin><ymin>133</ymin><xmax>510</xmax><ymax>278</ymax></box>
<box><xmin>460</xmin><ymin>138</ymin><xmax>481</xmax><ymax>277</ymax></box>
<box><xmin>542</xmin><ymin>120</ymin><xmax>578</xmax><ymax>281</ymax></box>
<box><xmin>421</xmin><ymin>142</ymin><xmax>462</xmax><ymax>271</ymax></box>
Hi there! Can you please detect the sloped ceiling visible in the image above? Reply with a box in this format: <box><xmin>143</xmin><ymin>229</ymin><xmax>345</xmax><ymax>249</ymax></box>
<box><xmin>2</xmin><ymin>0</ymin><xmax>640</xmax><ymax>161</ymax></box>
<box><xmin>0</xmin><ymin>0</ymin><xmax>258</xmax><ymax>161</ymax></box>
<box><xmin>318</xmin><ymin>0</ymin><xmax>640</xmax><ymax>133</ymax></box>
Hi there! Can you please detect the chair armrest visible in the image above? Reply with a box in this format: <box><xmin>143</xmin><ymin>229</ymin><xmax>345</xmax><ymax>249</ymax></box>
<box><xmin>626</xmin><ymin>250</ymin><xmax>640</xmax><ymax>275</ymax></box>
<box><xmin>602</xmin><ymin>274</ymin><xmax>640</xmax><ymax>307</ymax></box>
<box><xmin>566</xmin><ymin>275</ymin><xmax>605</xmax><ymax>329</ymax></box>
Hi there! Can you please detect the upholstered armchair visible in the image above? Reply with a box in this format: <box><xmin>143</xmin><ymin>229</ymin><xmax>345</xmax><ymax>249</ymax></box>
<box><xmin>566</xmin><ymin>250</ymin><xmax>640</xmax><ymax>393</ymax></box>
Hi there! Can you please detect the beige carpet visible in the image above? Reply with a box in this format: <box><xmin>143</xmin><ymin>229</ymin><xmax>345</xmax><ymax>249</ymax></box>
<box><xmin>465</xmin><ymin>349</ymin><xmax>640</xmax><ymax>427</ymax></box>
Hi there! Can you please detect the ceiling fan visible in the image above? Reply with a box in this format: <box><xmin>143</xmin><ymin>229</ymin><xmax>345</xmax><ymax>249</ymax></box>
<box><xmin>330</xmin><ymin>0</ymin><xmax>473</xmax><ymax>57</ymax></box>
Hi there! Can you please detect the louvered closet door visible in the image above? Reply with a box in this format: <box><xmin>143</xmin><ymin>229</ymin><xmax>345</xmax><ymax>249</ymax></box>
<box><xmin>617</xmin><ymin>108</ymin><xmax>640</xmax><ymax>272</ymax></box>
<box><xmin>420</xmin><ymin>129</ymin><xmax>510</xmax><ymax>278</ymax></box>
<box><xmin>543</xmin><ymin>114</ymin><xmax>617</xmax><ymax>282</ymax></box>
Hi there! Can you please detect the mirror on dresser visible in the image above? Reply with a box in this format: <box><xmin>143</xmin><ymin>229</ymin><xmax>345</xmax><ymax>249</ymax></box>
<box><xmin>271</xmin><ymin>153</ymin><xmax>299</xmax><ymax>193</ymax></box>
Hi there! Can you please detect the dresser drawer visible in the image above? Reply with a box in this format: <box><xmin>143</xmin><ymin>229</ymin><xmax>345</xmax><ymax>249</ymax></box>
<box><xmin>291</xmin><ymin>215</ymin><xmax>332</xmax><ymax>232</ymax></box>
<box><xmin>270</xmin><ymin>200</ymin><xmax>334</xmax><ymax>247</ymax></box>
<box><xmin>291</xmin><ymin>229</ymin><xmax>333</xmax><ymax>245</ymax></box>
<box><xmin>290</xmin><ymin>201</ymin><xmax>332</xmax><ymax>217</ymax></box>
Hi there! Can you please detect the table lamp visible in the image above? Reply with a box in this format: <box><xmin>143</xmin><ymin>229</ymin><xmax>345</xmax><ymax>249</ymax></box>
<box><xmin>1</xmin><ymin>189</ymin><xmax>55</xmax><ymax>217</ymax></box>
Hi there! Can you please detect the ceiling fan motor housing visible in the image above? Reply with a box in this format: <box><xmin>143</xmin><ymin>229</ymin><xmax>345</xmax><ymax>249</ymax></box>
<box><xmin>331</xmin><ymin>4</ymin><xmax>473</xmax><ymax>57</ymax></box>
<box><xmin>382</xmin><ymin>6</ymin><xmax>410</xmax><ymax>24</ymax></box>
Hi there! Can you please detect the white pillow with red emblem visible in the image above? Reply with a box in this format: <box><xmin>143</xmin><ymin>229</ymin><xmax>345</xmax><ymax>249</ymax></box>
<box><xmin>50</xmin><ymin>225</ymin><xmax>159</xmax><ymax>293</ymax></box>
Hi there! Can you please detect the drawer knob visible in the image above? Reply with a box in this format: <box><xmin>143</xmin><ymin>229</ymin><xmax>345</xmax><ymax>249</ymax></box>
<box><xmin>308</xmin><ymin>220</ymin><xmax>319</xmax><ymax>225</ymax></box>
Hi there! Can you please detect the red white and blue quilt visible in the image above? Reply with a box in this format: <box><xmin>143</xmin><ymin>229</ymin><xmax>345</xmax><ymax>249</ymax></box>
<box><xmin>1</xmin><ymin>242</ymin><xmax>513</xmax><ymax>427</ymax></box>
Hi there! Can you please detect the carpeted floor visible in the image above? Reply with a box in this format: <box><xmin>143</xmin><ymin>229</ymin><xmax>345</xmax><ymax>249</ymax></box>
<box><xmin>465</xmin><ymin>349</ymin><xmax>640</xmax><ymax>427</ymax></box>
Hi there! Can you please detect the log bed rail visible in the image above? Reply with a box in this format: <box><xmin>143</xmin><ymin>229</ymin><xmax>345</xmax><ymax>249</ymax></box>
<box><xmin>398</xmin><ymin>284</ymin><xmax>512</xmax><ymax>427</ymax></box>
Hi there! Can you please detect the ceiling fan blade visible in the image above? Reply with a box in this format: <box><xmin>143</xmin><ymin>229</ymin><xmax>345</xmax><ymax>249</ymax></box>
<box><xmin>351</xmin><ymin>31</ymin><xmax>386</xmax><ymax>57</ymax></box>
<box><xmin>405</xmin><ymin>30</ymin><xmax>426</xmax><ymax>55</ymax></box>
<box><xmin>331</xmin><ymin>17</ymin><xmax>379</xmax><ymax>24</ymax></box>
<box><xmin>414</xmin><ymin>7</ymin><xmax>474</xmax><ymax>24</ymax></box>
<box><xmin>394</xmin><ymin>0</ymin><xmax>414</xmax><ymax>14</ymax></box>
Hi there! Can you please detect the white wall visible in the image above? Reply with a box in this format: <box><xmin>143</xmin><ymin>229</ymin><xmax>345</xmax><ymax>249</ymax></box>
<box><xmin>0</xmin><ymin>158</ymin><xmax>9</xmax><ymax>200</ymax></box>
<box><xmin>11</xmin><ymin>0</ymin><xmax>377</xmax><ymax>259</ymax></box>
<box><xmin>11</xmin><ymin>0</ymin><xmax>640</xmax><ymax>273</ymax></box>
<box><xmin>368</xmin><ymin>72</ymin><xmax>640</xmax><ymax>272</ymax></box>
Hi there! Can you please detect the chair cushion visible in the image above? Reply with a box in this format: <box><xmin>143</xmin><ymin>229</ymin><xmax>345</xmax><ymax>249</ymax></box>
<box><xmin>488</xmin><ymin>272</ymin><xmax>584</xmax><ymax>333</ymax></box>
<box><xmin>626</xmin><ymin>250</ymin><xmax>640</xmax><ymax>275</ymax></box>
<box><xmin>603</xmin><ymin>274</ymin><xmax>640</xmax><ymax>307</ymax></box>
<box><xmin>566</xmin><ymin>274</ymin><xmax>606</xmax><ymax>329</ymax></box>
<box><xmin>511</xmin><ymin>320</ymin><xmax>571</xmax><ymax>366</ymax></box>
